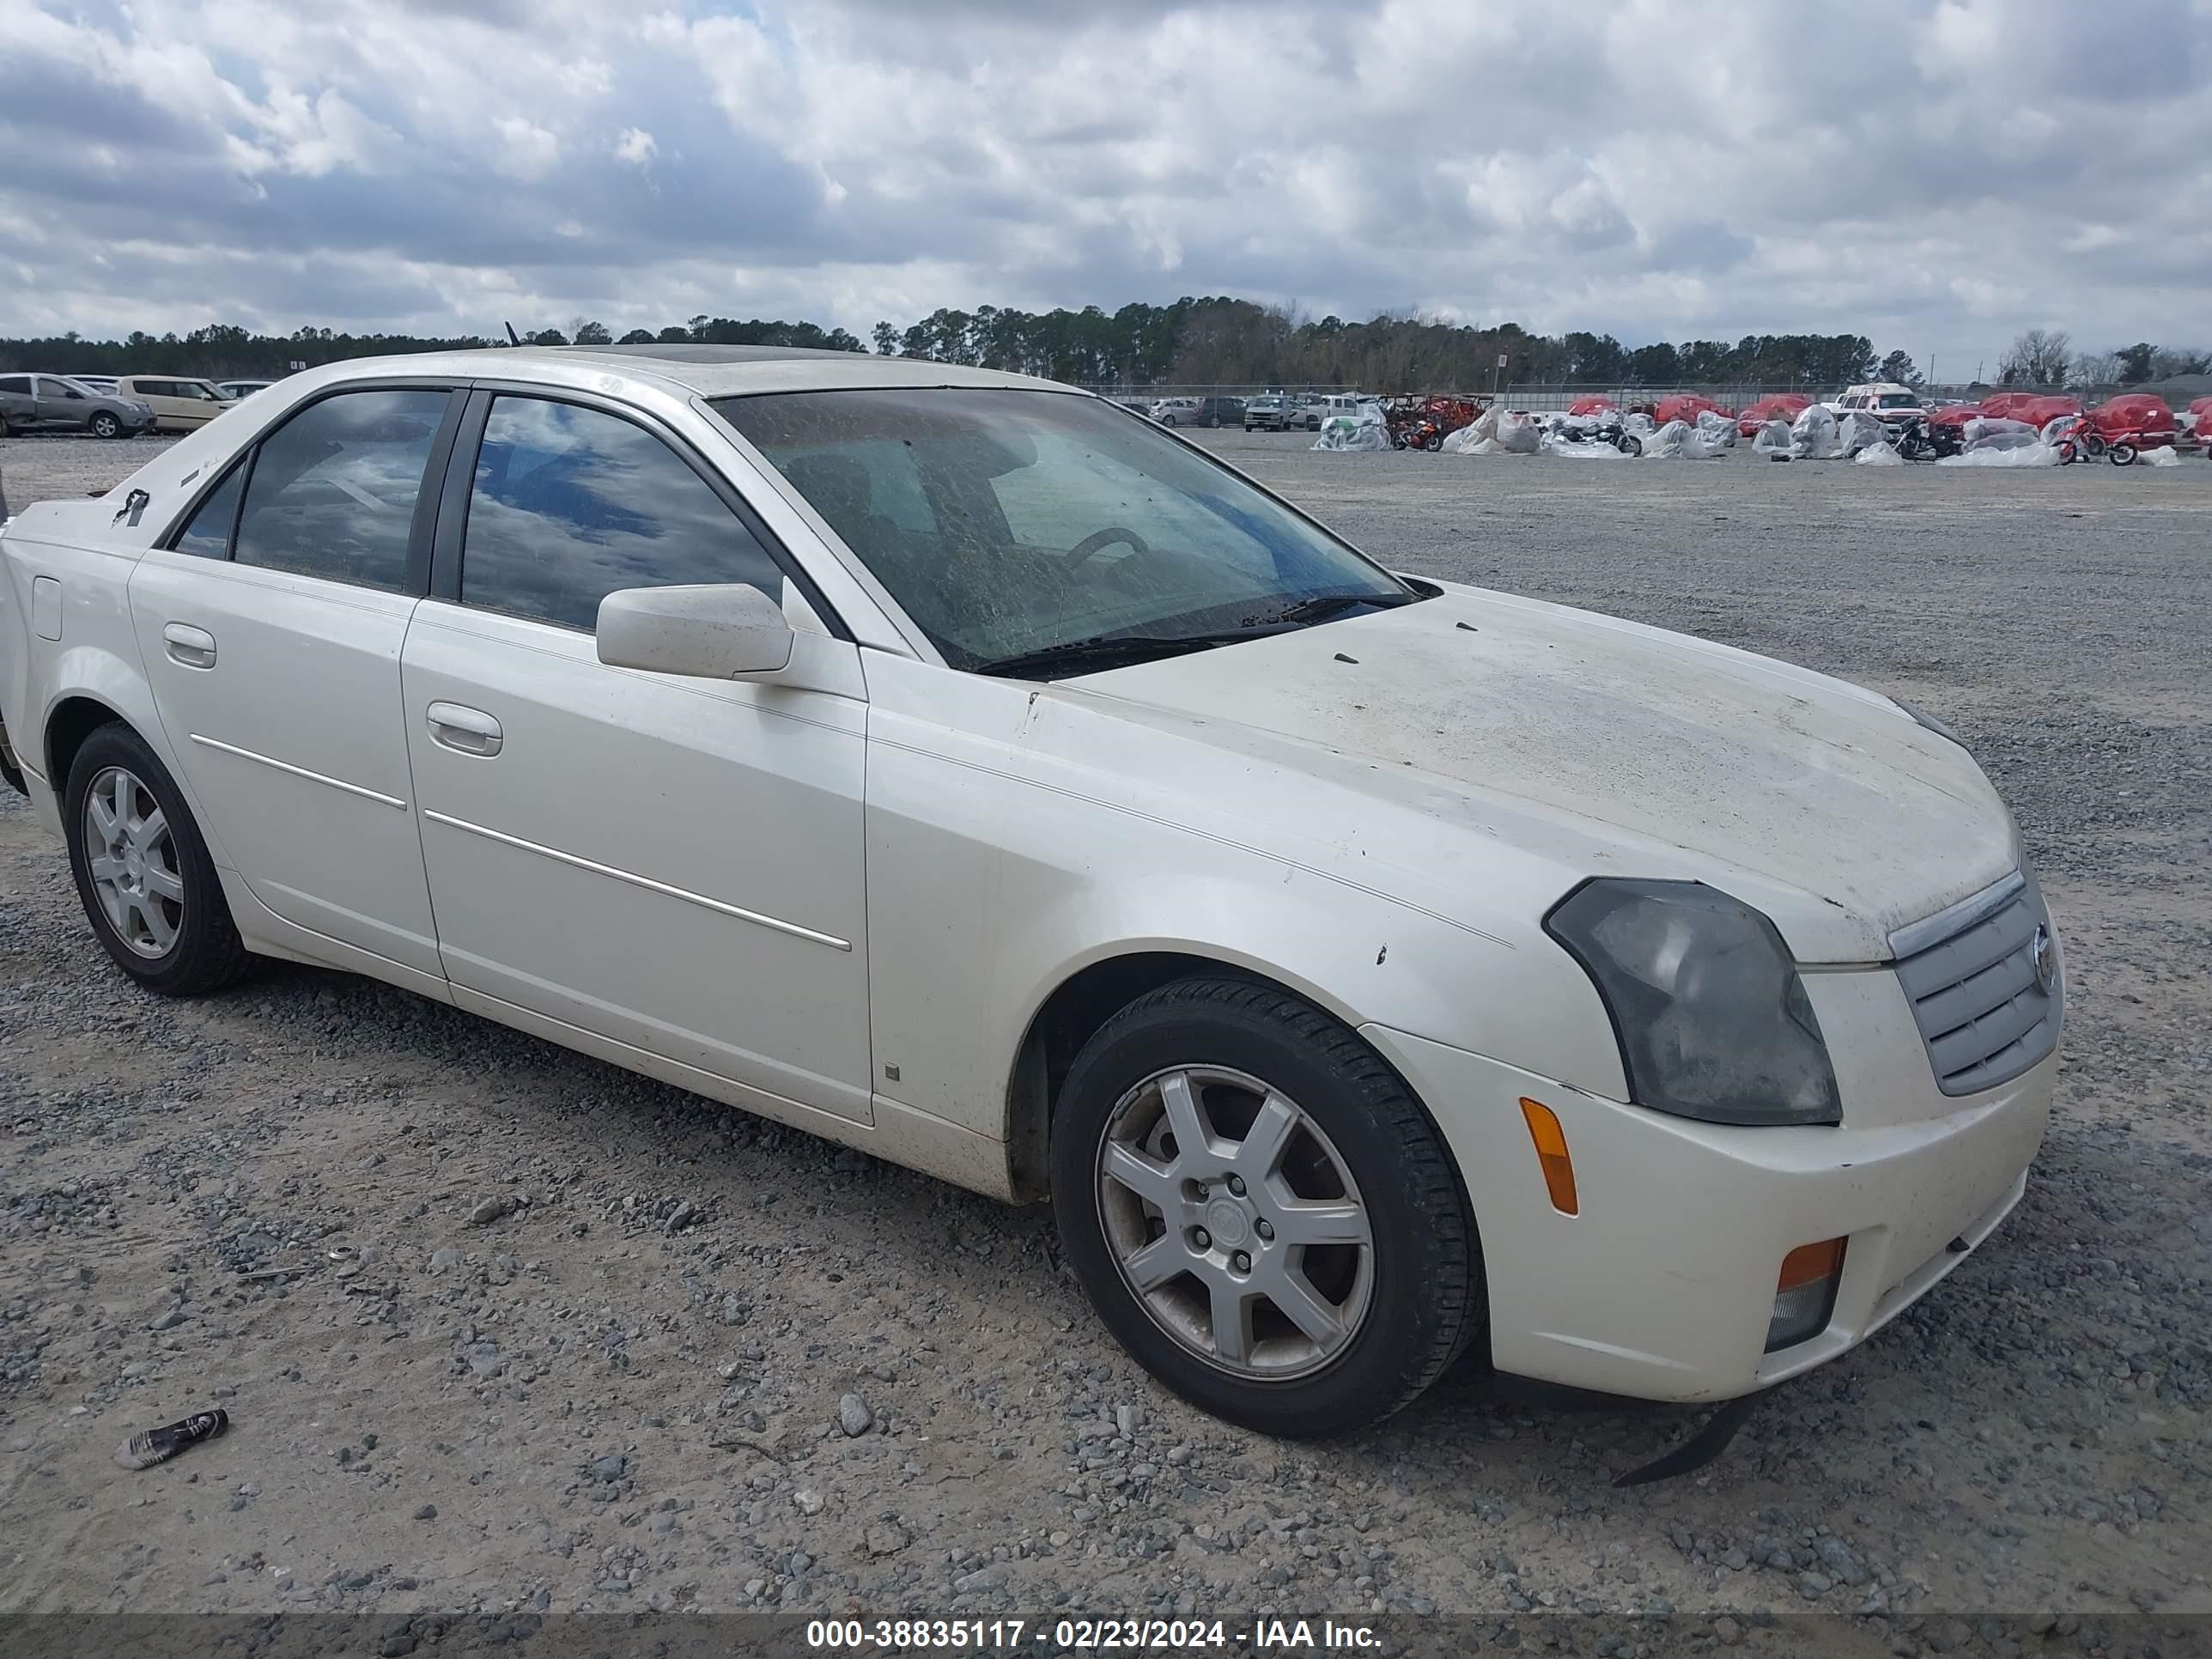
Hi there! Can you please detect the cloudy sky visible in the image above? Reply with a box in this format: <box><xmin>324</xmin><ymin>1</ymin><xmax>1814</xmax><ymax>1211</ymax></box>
<box><xmin>4</xmin><ymin>0</ymin><xmax>2209</xmax><ymax>372</ymax></box>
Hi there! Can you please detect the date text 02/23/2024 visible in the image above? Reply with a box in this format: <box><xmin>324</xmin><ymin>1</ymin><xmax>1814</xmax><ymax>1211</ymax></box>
<box><xmin>805</xmin><ymin>1618</ymin><xmax>1382</xmax><ymax>1650</ymax></box>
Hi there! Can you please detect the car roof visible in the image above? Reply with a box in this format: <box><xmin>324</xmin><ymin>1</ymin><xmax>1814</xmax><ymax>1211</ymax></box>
<box><xmin>414</xmin><ymin>343</ymin><xmax>1075</xmax><ymax>399</ymax></box>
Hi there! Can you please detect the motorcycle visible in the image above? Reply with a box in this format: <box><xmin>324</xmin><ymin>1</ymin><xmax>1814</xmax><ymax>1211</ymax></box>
<box><xmin>1892</xmin><ymin>415</ymin><xmax>1966</xmax><ymax>462</ymax></box>
<box><xmin>1547</xmin><ymin>416</ymin><xmax>1644</xmax><ymax>457</ymax></box>
<box><xmin>2048</xmin><ymin>415</ymin><xmax>2110</xmax><ymax>465</ymax></box>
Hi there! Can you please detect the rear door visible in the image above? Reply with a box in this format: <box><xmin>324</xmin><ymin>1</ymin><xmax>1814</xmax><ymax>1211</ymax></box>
<box><xmin>129</xmin><ymin>384</ymin><xmax>461</xmax><ymax>981</ymax></box>
<box><xmin>400</xmin><ymin>389</ymin><xmax>874</xmax><ymax>1121</ymax></box>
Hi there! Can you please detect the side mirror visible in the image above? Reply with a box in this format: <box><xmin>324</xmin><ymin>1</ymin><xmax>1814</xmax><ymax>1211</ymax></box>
<box><xmin>595</xmin><ymin>583</ymin><xmax>793</xmax><ymax>679</ymax></box>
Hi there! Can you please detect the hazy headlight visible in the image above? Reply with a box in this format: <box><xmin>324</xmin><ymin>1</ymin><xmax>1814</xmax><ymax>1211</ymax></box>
<box><xmin>1545</xmin><ymin>878</ymin><xmax>1842</xmax><ymax>1127</ymax></box>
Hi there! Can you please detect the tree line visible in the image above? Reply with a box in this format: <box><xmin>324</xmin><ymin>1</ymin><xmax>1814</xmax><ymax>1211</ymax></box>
<box><xmin>5</xmin><ymin>304</ymin><xmax>2203</xmax><ymax>393</ymax></box>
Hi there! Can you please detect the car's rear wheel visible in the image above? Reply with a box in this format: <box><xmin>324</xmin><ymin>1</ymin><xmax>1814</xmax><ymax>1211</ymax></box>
<box><xmin>64</xmin><ymin>724</ymin><xmax>255</xmax><ymax>994</ymax></box>
<box><xmin>88</xmin><ymin>412</ymin><xmax>123</xmax><ymax>439</ymax></box>
<box><xmin>1049</xmin><ymin>976</ymin><xmax>1483</xmax><ymax>1437</ymax></box>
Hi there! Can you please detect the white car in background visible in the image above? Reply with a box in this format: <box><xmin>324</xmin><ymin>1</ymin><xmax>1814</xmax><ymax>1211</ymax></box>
<box><xmin>1827</xmin><ymin>382</ymin><xmax>1928</xmax><ymax>430</ymax></box>
<box><xmin>0</xmin><ymin>346</ymin><xmax>2059</xmax><ymax>1451</ymax></box>
<box><xmin>112</xmin><ymin>375</ymin><xmax>239</xmax><ymax>433</ymax></box>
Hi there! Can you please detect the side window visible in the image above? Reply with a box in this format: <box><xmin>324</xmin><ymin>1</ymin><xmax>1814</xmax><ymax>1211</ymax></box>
<box><xmin>459</xmin><ymin>396</ymin><xmax>787</xmax><ymax>632</ymax></box>
<box><xmin>234</xmin><ymin>389</ymin><xmax>448</xmax><ymax>592</ymax></box>
<box><xmin>0</xmin><ymin>375</ymin><xmax>28</xmax><ymax>394</ymax></box>
<box><xmin>172</xmin><ymin>462</ymin><xmax>248</xmax><ymax>559</ymax></box>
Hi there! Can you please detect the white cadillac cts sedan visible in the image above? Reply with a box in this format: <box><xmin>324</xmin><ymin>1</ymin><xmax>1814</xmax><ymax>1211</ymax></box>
<box><xmin>0</xmin><ymin>346</ymin><xmax>2060</xmax><ymax>1441</ymax></box>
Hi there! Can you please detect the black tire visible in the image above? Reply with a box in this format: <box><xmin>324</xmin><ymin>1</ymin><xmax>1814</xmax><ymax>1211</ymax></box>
<box><xmin>1203</xmin><ymin>415</ymin><xmax>1220</xmax><ymax>428</ymax></box>
<box><xmin>0</xmin><ymin>410</ymin><xmax>13</xmax><ymax>439</ymax></box>
<box><xmin>2109</xmin><ymin>442</ymin><xmax>2137</xmax><ymax>466</ymax></box>
<box><xmin>0</xmin><ymin>715</ymin><xmax>26</xmax><ymax>797</ymax></box>
<box><xmin>1617</xmin><ymin>433</ymin><xmax>1644</xmax><ymax>457</ymax></box>
<box><xmin>1306</xmin><ymin>416</ymin><xmax>1321</xmax><ymax>431</ymax></box>
<box><xmin>1048</xmin><ymin>976</ymin><xmax>1483</xmax><ymax>1438</ymax></box>
<box><xmin>64</xmin><ymin>723</ymin><xmax>255</xmax><ymax>994</ymax></box>
<box><xmin>1420</xmin><ymin>429</ymin><xmax>1444</xmax><ymax>452</ymax></box>
<box><xmin>2078</xmin><ymin>431</ymin><xmax>2106</xmax><ymax>459</ymax></box>
<box><xmin>88</xmin><ymin>411</ymin><xmax>124</xmax><ymax>439</ymax></box>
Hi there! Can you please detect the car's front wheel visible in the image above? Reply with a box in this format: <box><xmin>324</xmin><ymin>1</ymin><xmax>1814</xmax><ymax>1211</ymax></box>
<box><xmin>1050</xmin><ymin>976</ymin><xmax>1483</xmax><ymax>1437</ymax></box>
<box><xmin>88</xmin><ymin>411</ymin><xmax>125</xmax><ymax>439</ymax></box>
<box><xmin>64</xmin><ymin>724</ymin><xmax>255</xmax><ymax>994</ymax></box>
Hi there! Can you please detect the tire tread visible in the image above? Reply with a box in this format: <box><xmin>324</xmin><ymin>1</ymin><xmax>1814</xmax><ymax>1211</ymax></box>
<box><xmin>1066</xmin><ymin>975</ymin><xmax>1485</xmax><ymax>1431</ymax></box>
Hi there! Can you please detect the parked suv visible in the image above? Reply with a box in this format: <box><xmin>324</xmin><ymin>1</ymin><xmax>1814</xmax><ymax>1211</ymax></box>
<box><xmin>1243</xmin><ymin>394</ymin><xmax>1302</xmax><ymax>432</ymax></box>
<box><xmin>1828</xmin><ymin>383</ymin><xmax>1927</xmax><ymax>428</ymax></box>
<box><xmin>112</xmin><ymin>376</ymin><xmax>238</xmax><ymax>433</ymax></box>
<box><xmin>0</xmin><ymin>374</ymin><xmax>156</xmax><ymax>439</ymax></box>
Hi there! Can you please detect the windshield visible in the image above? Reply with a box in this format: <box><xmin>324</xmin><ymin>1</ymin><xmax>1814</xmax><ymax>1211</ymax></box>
<box><xmin>714</xmin><ymin>388</ymin><xmax>1411</xmax><ymax>672</ymax></box>
<box><xmin>1876</xmin><ymin>393</ymin><xmax>1920</xmax><ymax>409</ymax></box>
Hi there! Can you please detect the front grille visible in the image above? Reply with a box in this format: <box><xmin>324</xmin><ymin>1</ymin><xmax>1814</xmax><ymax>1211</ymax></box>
<box><xmin>1891</xmin><ymin>872</ymin><xmax>2060</xmax><ymax>1096</ymax></box>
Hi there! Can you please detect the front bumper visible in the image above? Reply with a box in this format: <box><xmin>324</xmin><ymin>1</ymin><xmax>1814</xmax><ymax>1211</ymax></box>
<box><xmin>1362</xmin><ymin>1019</ymin><xmax>2054</xmax><ymax>1403</ymax></box>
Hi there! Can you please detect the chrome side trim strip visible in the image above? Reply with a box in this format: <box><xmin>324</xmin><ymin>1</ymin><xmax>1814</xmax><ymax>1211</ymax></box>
<box><xmin>421</xmin><ymin>809</ymin><xmax>854</xmax><ymax>952</ymax></box>
<box><xmin>1887</xmin><ymin>870</ymin><xmax>2027</xmax><ymax>962</ymax></box>
<box><xmin>188</xmin><ymin>733</ymin><xmax>409</xmax><ymax>811</ymax></box>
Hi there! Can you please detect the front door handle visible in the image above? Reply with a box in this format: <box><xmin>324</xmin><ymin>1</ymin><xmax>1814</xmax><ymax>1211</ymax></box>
<box><xmin>426</xmin><ymin>702</ymin><xmax>502</xmax><ymax>757</ymax></box>
<box><xmin>162</xmin><ymin>622</ymin><xmax>217</xmax><ymax>668</ymax></box>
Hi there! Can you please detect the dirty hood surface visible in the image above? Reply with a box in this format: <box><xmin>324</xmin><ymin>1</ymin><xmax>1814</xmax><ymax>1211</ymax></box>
<box><xmin>1069</xmin><ymin>581</ymin><xmax>2017</xmax><ymax>963</ymax></box>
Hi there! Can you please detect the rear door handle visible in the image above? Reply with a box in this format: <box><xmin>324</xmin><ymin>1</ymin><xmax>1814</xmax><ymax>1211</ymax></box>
<box><xmin>162</xmin><ymin>622</ymin><xmax>217</xmax><ymax>668</ymax></box>
<box><xmin>426</xmin><ymin>702</ymin><xmax>502</xmax><ymax>757</ymax></box>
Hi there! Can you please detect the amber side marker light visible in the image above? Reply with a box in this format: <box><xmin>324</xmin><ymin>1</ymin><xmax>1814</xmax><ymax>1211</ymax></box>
<box><xmin>1517</xmin><ymin>1098</ymin><xmax>1579</xmax><ymax>1216</ymax></box>
<box><xmin>1767</xmin><ymin>1237</ymin><xmax>1847</xmax><ymax>1352</ymax></box>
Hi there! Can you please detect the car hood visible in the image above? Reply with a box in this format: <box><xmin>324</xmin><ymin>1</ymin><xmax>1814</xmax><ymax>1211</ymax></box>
<box><xmin>1063</xmin><ymin>581</ymin><xmax>2018</xmax><ymax>963</ymax></box>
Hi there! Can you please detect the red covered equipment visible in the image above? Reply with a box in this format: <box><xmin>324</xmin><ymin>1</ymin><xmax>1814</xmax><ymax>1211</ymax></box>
<box><xmin>1655</xmin><ymin>393</ymin><xmax>1734</xmax><ymax>426</ymax></box>
<box><xmin>2009</xmin><ymin>394</ymin><xmax>2084</xmax><ymax>432</ymax></box>
<box><xmin>1568</xmin><ymin>395</ymin><xmax>1617</xmax><ymax>416</ymax></box>
<box><xmin>2087</xmin><ymin>393</ymin><xmax>2179</xmax><ymax>440</ymax></box>
<box><xmin>1735</xmin><ymin>393</ymin><xmax>1810</xmax><ymax>437</ymax></box>
<box><xmin>1926</xmin><ymin>403</ymin><xmax>1982</xmax><ymax>427</ymax></box>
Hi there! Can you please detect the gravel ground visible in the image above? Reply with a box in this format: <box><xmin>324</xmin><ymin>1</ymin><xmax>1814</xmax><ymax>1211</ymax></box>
<box><xmin>3</xmin><ymin>429</ymin><xmax>2209</xmax><ymax>1644</ymax></box>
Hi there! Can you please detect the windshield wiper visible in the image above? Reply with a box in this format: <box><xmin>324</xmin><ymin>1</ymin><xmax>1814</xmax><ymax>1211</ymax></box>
<box><xmin>1249</xmin><ymin>590</ymin><xmax>1417</xmax><ymax>628</ymax></box>
<box><xmin>977</xmin><ymin>630</ymin><xmax>1259</xmax><ymax>680</ymax></box>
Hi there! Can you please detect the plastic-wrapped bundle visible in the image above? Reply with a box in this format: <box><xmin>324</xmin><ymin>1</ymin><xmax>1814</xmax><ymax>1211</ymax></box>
<box><xmin>1789</xmin><ymin>404</ymin><xmax>1841</xmax><ymax>459</ymax></box>
<box><xmin>1542</xmin><ymin>428</ymin><xmax>1633</xmax><ymax>459</ymax></box>
<box><xmin>1624</xmin><ymin>411</ymin><xmax>1656</xmax><ymax>437</ymax></box>
<box><xmin>1960</xmin><ymin>416</ymin><xmax>2039</xmax><ymax>449</ymax></box>
<box><xmin>1937</xmin><ymin>433</ymin><xmax>2063</xmax><ymax>468</ymax></box>
<box><xmin>1752</xmin><ymin>418</ymin><xmax>1794</xmax><ymax>459</ymax></box>
<box><xmin>1441</xmin><ymin>407</ymin><xmax>1498</xmax><ymax>453</ymax></box>
<box><xmin>2142</xmin><ymin>445</ymin><xmax>2184</xmax><ymax>466</ymax></box>
<box><xmin>1643</xmin><ymin>418</ymin><xmax>1727</xmax><ymax>459</ymax></box>
<box><xmin>1493</xmin><ymin>410</ymin><xmax>1542</xmax><ymax>454</ymax></box>
<box><xmin>1694</xmin><ymin>409</ymin><xmax>1738</xmax><ymax>449</ymax></box>
<box><xmin>1853</xmin><ymin>441</ymin><xmax>1905</xmax><ymax>466</ymax></box>
<box><xmin>1835</xmin><ymin>412</ymin><xmax>1890</xmax><ymax>457</ymax></box>
<box><xmin>1312</xmin><ymin>410</ymin><xmax>1390</xmax><ymax>452</ymax></box>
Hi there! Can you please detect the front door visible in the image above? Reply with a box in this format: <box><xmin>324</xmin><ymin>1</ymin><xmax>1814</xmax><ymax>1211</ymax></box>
<box><xmin>400</xmin><ymin>390</ymin><xmax>873</xmax><ymax>1122</ymax></box>
<box><xmin>129</xmin><ymin>386</ymin><xmax>458</xmax><ymax>980</ymax></box>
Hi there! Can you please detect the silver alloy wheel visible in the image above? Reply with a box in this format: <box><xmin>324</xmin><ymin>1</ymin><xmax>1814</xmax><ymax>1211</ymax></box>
<box><xmin>83</xmin><ymin>765</ymin><xmax>184</xmax><ymax>958</ymax></box>
<box><xmin>1095</xmin><ymin>1065</ymin><xmax>1375</xmax><ymax>1380</ymax></box>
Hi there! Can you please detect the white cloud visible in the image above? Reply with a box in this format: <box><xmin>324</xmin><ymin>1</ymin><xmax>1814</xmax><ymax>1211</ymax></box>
<box><xmin>493</xmin><ymin>115</ymin><xmax>561</xmax><ymax>180</ymax></box>
<box><xmin>0</xmin><ymin>0</ymin><xmax>2206</xmax><ymax>370</ymax></box>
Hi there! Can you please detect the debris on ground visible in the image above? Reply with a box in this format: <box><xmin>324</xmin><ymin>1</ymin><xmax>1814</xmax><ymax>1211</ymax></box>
<box><xmin>114</xmin><ymin>1409</ymin><xmax>230</xmax><ymax>1470</ymax></box>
